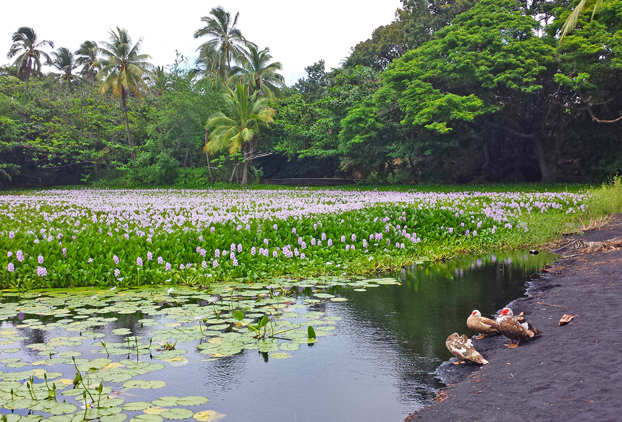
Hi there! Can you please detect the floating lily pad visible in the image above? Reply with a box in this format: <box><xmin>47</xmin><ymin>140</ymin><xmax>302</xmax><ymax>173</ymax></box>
<box><xmin>45</xmin><ymin>402</ymin><xmax>79</xmax><ymax>415</ymax></box>
<box><xmin>193</xmin><ymin>410</ymin><xmax>226</xmax><ymax>422</ymax></box>
<box><xmin>160</xmin><ymin>408</ymin><xmax>194</xmax><ymax>420</ymax></box>
<box><xmin>130</xmin><ymin>415</ymin><xmax>163</xmax><ymax>422</ymax></box>
<box><xmin>112</xmin><ymin>328</ymin><xmax>132</xmax><ymax>336</ymax></box>
<box><xmin>124</xmin><ymin>402</ymin><xmax>153</xmax><ymax>411</ymax></box>
<box><xmin>151</xmin><ymin>396</ymin><xmax>179</xmax><ymax>407</ymax></box>
<box><xmin>176</xmin><ymin>396</ymin><xmax>209</xmax><ymax>406</ymax></box>
<box><xmin>269</xmin><ymin>352</ymin><xmax>292</xmax><ymax>359</ymax></box>
<box><xmin>101</xmin><ymin>414</ymin><xmax>129</xmax><ymax>422</ymax></box>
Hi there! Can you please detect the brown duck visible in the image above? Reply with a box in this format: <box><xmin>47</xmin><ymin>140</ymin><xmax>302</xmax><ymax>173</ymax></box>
<box><xmin>445</xmin><ymin>333</ymin><xmax>488</xmax><ymax>365</ymax></box>
<box><xmin>467</xmin><ymin>310</ymin><xmax>499</xmax><ymax>339</ymax></box>
<box><xmin>496</xmin><ymin>307</ymin><xmax>542</xmax><ymax>348</ymax></box>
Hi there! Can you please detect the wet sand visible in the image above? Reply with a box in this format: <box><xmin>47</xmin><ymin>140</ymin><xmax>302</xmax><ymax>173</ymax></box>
<box><xmin>409</xmin><ymin>214</ymin><xmax>622</xmax><ymax>422</ymax></box>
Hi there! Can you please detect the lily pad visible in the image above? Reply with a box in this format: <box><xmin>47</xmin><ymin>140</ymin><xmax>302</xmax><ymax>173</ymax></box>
<box><xmin>160</xmin><ymin>409</ymin><xmax>194</xmax><ymax>420</ymax></box>
<box><xmin>130</xmin><ymin>416</ymin><xmax>163</xmax><ymax>422</ymax></box>
<box><xmin>269</xmin><ymin>352</ymin><xmax>292</xmax><ymax>359</ymax></box>
<box><xmin>176</xmin><ymin>396</ymin><xmax>209</xmax><ymax>406</ymax></box>
<box><xmin>123</xmin><ymin>402</ymin><xmax>153</xmax><ymax>411</ymax></box>
<box><xmin>193</xmin><ymin>411</ymin><xmax>226</xmax><ymax>422</ymax></box>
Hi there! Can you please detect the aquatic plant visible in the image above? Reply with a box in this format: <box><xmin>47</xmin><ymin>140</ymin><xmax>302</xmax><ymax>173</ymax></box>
<box><xmin>0</xmin><ymin>188</ymin><xmax>587</xmax><ymax>288</ymax></box>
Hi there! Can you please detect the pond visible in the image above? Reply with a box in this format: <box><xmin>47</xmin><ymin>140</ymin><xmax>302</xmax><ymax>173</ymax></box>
<box><xmin>0</xmin><ymin>249</ymin><xmax>554</xmax><ymax>422</ymax></box>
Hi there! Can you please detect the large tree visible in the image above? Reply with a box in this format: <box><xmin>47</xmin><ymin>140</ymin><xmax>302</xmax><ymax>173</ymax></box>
<box><xmin>233</xmin><ymin>45</ymin><xmax>285</xmax><ymax>99</ymax></box>
<box><xmin>75</xmin><ymin>40</ymin><xmax>100</xmax><ymax>83</ymax></box>
<box><xmin>50</xmin><ymin>47</ymin><xmax>78</xmax><ymax>87</ymax></box>
<box><xmin>6</xmin><ymin>27</ymin><xmax>54</xmax><ymax>103</ymax></box>
<box><xmin>98</xmin><ymin>27</ymin><xmax>153</xmax><ymax>161</ymax></box>
<box><xmin>205</xmin><ymin>82</ymin><xmax>275</xmax><ymax>184</ymax></box>
<box><xmin>193</xmin><ymin>6</ymin><xmax>253</xmax><ymax>81</ymax></box>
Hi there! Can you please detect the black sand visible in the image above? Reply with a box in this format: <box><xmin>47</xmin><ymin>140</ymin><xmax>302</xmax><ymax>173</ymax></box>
<box><xmin>409</xmin><ymin>215</ymin><xmax>622</xmax><ymax>422</ymax></box>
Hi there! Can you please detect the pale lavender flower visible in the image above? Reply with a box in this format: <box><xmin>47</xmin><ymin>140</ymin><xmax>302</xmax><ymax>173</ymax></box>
<box><xmin>351</xmin><ymin>245</ymin><xmax>356</xmax><ymax>251</ymax></box>
<box><xmin>180</xmin><ymin>264</ymin><xmax>185</xmax><ymax>270</ymax></box>
<box><xmin>16</xmin><ymin>250</ymin><xmax>24</xmax><ymax>262</ymax></box>
<box><xmin>157</xmin><ymin>256</ymin><xmax>164</xmax><ymax>264</ymax></box>
<box><xmin>465</xmin><ymin>230</ymin><xmax>470</xmax><ymax>236</ymax></box>
<box><xmin>273</xmin><ymin>250</ymin><xmax>278</xmax><ymax>258</ymax></box>
<box><xmin>137</xmin><ymin>257</ymin><xmax>143</xmax><ymax>266</ymax></box>
<box><xmin>7</xmin><ymin>251</ymin><xmax>12</xmax><ymax>258</ymax></box>
<box><xmin>311</xmin><ymin>238</ymin><xmax>316</xmax><ymax>246</ymax></box>
<box><xmin>200</xmin><ymin>248</ymin><xmax>206</xmax><ymax>257</ymax></box>
<box><xmin>346</xmin><ymin>245</ymin><xmax>350</xmax><ymax>251</ymax></box>
<box><xmin>62</xmin><ymin>248</ymin><xmax>67</xmax><ymax>256</ymax></box>
<box><xmin>300</xmin><ymin>253</ymin><xmax>306</xmax><ymax>259</ymax></box>
<box><xmin>34</xmin><ymin>239</ymin><xmax>39</xmax><ymax>244</ymax></box>
<box><xmin>341</xmin><ymin>235</ymin><xmax>346</xmax><ymax>243</ymax></box>
<box><xmin>237</xmin><ymin>244</ymin><xmax>242</xmax><ymax>253</ymax></box>
<box><xmin>230</xmin><ymin>243</ymin><xmax>236</xmax><ymax>252</ymax></box>
<box><xmin>448</xmin><ymin>227</ymin><xmax>454</xmax><ymax>234</ymax></box>
<box><xmin>7</xmin><ymin>263</ymin><xmax>14</xmax><ymax>272</ymax></box>
<box><xmin>351</xmin><ymin>234</ymin><xmax>356</xmax><ymax>242</ymax></box>
<box><xmin>165</xmin><ymin>263</ymin><xmax>171</xmax><ymax>271</ymax></box>
<box><xmin>264</xmin><ymin>239</ymin><xmax>269</xmax><ymax>245</ymax></box>
<box><xmin>210</xmin><ymin>227</ymin><xmax>215</xmax><ymax>233</ymax></box>
<box><xmin>229</xmin><ymin>251</ymin><xmax>235</xmax><ymax>260</ymax></box>
<box><xmin>214</xmin><ymin>249</ymin><xmax>221</xmax><ymax>258</ymax></box>
<box><xmin>212</xmin><ymin>260</ymin><xmax>219</xmax><ymax>268</ymax></box>
<box><xmin>473</xmin><ymin>230</ymin><xmax>477</xmax><ymax>236</ymax></box>
<box><xmin>38</xmin><ymin>255</ymin><xmax>44</xmax><ymax>264</ymax></box>
<box><xmin>37</xmin><ymin>266</ymin><xmax>47</xmax><ymax>277</ymax></box>
<box><xmin>88</xmin><ymin>258</ymin><xmax>93</xmax><ymax>263</ymax></box>
<box><xmin>202</xmin><ymin>260</ymin><xmax>207</xmax><ymax>268</ymax></box>
<box><xmin>9</xmin><ymin>231</ymin><xmax>15</xmax><ymax>239</ymax></box>
<box><xmin>251</xmin><ymin>247</ymin><xmax>256</xmax><ymax>255</ymax></box>
<box><xmin>199</xmin><ymin>235</ymin><xmax>204</xmax><ymax>241</ymax></box>
<box><xmin>273</xmin><ymin>224</ymin><xmax>278</xmax><ymax>230</ymax></box>
<box><xmin>328</xmin><ymin>239</ymin><xmax>333</xmax><ymax>247</ymax></box>
<box><xmin>362</xmin><ymin>239</ymin><xmax>367</xmax><ymax>248</ymax></box>
<box><xmin>321</xmin><ymin>233</ymin><xmax>326</xmax><ymax>241</ymax></box>
<box><xmin>113</xmin><ymin>255</ymin><xmax>119</xmax><ymax>265</ymax></box>
<box><xmin>232</xmin><ymin>259</ymin><xmax>238</xmax><ymax>267</ymax></box>
<box><xmin>292</xmin><ymin>228</ymin><xmax>297</xmax><ymax>234</ymax></box>
<box><xmin>147</xmin><ymin>252</ymin><xmax>153</xmax><ymax>260</ymax></box>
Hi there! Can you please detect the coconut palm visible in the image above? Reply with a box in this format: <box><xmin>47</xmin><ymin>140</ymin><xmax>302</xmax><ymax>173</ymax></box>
<box><xmin>75</xmin><ymin>40</ymin><xmax>100</xmax><ymax>83</ymax></box>
<box><xmin>560</xmin><ymin>0</ymin><xmax>607</xmax><ymax>41</ymax></box>
<box><xmin>193</xmin><ymin>6</ymin><xmax>253</xmax><ymax>81</ymax></box>
<box><xmin>50</xmin><ymin>47</ymin><xmax>79</xmax><ymax>87</ymax></box>
<box><xmin>98</xmin><ymin>27</ymin><xmax>153</xmax><ymax>160</ymax></box>
<box><xmin>205</xmin><ymin>82</ymin><xmax>275</xmax><ymax>184</ymax></box>
<box><xmin>6</xmin><ymin>27</ymin><xmax>54</xmax><ymax>102</ymax></box>
<box><xmin>233</xmin><ymin>45</ymin><xmax>285</xmax><ymax>99</ymax></box>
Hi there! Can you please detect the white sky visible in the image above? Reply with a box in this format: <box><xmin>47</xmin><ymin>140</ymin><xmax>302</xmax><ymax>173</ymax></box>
<box><xmin>0</xmin><ymin>0</ymin><xmax>402</xmax><ymax>86</ymax></box>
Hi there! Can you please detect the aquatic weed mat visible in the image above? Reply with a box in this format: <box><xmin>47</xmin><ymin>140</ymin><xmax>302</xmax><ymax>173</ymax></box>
<box><xmin>0</xmin><ymin>188</ymin><xmax>587</xmax><ymax>288</ymax></box>
<box><xmin>0</xmin><ymin>277</ymin><xmax>400</xmax><ymax>421</ymax></box>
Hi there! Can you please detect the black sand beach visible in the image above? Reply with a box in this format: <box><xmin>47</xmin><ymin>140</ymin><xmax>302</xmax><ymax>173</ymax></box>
<box><xmin>409</xmin><ymin>215</ymin><xmax>622</xmax><ymax>422</ymax></box>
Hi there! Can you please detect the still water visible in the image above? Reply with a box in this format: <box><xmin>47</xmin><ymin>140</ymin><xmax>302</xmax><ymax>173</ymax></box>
<box><xmin>0</xmin><ymin>250</ymin><xmax>554</xmax><ymax>422</ymax></box>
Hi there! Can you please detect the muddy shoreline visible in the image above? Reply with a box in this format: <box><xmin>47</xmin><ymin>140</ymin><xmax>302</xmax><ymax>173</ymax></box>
<box><xmin>408</xmin><ymin>214</ymin><xmax>622</xmax><ymax>422</ymax></box>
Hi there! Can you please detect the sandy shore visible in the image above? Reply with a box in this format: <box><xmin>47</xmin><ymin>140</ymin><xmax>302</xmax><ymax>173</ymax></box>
<box><xmin>408</xmin><ymin>214</ymin><xmax>622</xmax><ymax>422</ymax></box>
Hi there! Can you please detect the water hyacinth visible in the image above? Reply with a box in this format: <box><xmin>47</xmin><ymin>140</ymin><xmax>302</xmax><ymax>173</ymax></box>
<box><xmin>0</xmin><ymin>188</ymin><xmax>587</xmax><ymax>287</ymax></box>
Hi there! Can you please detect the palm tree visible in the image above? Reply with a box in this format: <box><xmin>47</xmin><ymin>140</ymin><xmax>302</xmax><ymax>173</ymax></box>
<box><xmin>205</xmin><ymin>82</ymin><xmax>275</xmax><ymax>184</ymax></box>
<box><xmin>75</xmin><ymin>40</ymin><xmax>100</xmax><ymax>83</ymax></box>
<box><xmin>561</xmin><ymin>0</ymin><xmax>607</xmax><ymax>41</ymax></box>
<box><xmin>98</xmin><ymin>27</ymin><xmax>153</xmax><ymax>161</ymax></box>
<box><xmin>50</xmin><ymin>47</ymin><xmax>79</xmax><ymax>87</ymax></box>
<box><xmin>193</xmin><ymin>6</ymin><xmax>253</xmax><ymax>81</ymax></box>
<box><xmin>6</xmin><ymin>27</ymin><xmax>54</xmax><ymax>102</ymax></box>
<box><xmin>233</xmin><ymin>45</ymin><xmax>285</xmax><ymax>99</ymax></box>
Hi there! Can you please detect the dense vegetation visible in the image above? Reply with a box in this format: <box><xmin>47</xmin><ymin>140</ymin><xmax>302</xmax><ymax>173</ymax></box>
<box><xmin>1</xmin><ymin>0</ymin><xmax>621</xmax><ymax>188</ymax></box>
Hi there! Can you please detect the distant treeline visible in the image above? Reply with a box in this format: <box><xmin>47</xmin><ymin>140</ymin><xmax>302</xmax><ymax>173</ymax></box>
<box><xmin>1</xmin><ymin>0</ymin><xmax>621</xmax><ymax>188</ymax></box>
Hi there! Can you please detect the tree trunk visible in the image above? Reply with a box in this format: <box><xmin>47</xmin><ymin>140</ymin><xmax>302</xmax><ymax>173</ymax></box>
<box><xmin>241</xmin><ymin>160</ymin><xmax>248</xmax><ymax>185</ymax></box>
<box><xmin>533</xmin><ymin>133</ymin><xmax>552</xmax><ymax>183</ymax></box>
<box><xmin>25</xmin><ymin>61</ymin><xmax>31</xmax><ymax>104</ymax></box>
<box><xmin>204</xmin><ymin>128</ymin><xmax>214</xmax><ymax>183</ymax></box>
<box><xmin>121</xmin><ymin>87</ymin><xmax>135</xmax><ymax>161</ymax></box>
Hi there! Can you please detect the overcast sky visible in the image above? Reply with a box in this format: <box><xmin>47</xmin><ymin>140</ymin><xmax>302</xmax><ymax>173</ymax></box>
<box><xmin>1</xmin><ymin>0</ymin><xmax>402</xmax><ymax>86</ymax></box>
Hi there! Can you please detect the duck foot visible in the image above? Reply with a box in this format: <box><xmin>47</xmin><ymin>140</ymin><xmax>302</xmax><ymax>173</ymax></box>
<box><xmin>475</xmin><ymin>334</ymin><xmax>485</xmax><ymax>339</ymax></box>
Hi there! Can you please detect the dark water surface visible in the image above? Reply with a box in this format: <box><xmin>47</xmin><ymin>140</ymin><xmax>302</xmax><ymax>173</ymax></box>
<box><xmin>0</xmin><ymin>250</ymin><xmax>554</xmax><ymax>422</ymax></box>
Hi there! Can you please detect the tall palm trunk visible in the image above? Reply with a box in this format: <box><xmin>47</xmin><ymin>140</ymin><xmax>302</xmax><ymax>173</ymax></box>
<box><xmin>121</xmin><ymin>86</ymin><xmax>135</xmax><ymax>161</ymax></box>
<box><xmin>25</xmin><ymin>58</ymin><xmax>31</xmax><ymax>104</ymax></box>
